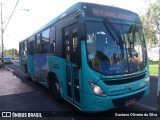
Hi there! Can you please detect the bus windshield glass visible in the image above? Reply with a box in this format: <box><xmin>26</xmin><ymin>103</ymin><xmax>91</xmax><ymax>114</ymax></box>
<box><xmin>86</xmin><ymin>21</ymin><xmax>147</xmax><ymax>75</ymax></box>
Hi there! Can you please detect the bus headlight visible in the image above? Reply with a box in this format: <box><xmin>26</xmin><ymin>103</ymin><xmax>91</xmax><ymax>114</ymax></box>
<box><xmin>146</xmin><ymin>76</ymin><xmax>150</xmax><ymax>86</ymax></box>
<box><xmin>88</xmin><ymin>80</ymin><xmax>107</xmax><ymax>97</ymax></box>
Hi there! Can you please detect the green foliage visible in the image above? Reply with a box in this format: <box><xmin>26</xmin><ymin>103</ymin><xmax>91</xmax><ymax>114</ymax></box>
<box><xmin>149</xmin><ymin>65</ymin><xmax>158</xmax><ymax>74</ymax></box>
<box><xmin>149</xmin><ymin>60</ymin><xmax>159</xmax><ymax>74</ymax></box>
<box><xmin>141</xmin><ymin>0</ymin><xmax>160</xmax><ymax>45</ymax></box>
<box><xmin>149</xmin><ymin>60</ymin><xmax>159</xmax><ymax>65</ymax></box>
<box><xmin>5</xmin><ymin>48</ymin><xmax>19</xmax><ymax>58</ymax></box>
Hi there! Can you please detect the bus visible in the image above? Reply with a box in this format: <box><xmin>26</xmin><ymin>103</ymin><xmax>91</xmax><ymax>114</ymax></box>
<box><xmin>19</xmin><ymin>2</ymin><xmax>150</xmax><ymax>112</ymax></box>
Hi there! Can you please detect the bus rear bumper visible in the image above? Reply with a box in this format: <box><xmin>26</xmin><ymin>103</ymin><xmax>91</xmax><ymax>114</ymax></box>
<box><xmin>82</xmin><ymin>85</ymin><xmax>150</xmax><ymax>112</ymax></box>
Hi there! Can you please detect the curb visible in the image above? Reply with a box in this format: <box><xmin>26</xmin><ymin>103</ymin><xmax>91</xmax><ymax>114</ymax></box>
<box><xmin>150</xmin><ymin>74</ymin><xmax>158</xmax><ymax>76</ymax></box>
<box><xmin>0</xmin><ymin>67</ymin><xmax>10</xmax><ymax>71</ymax></box>
<box><xmin>4</xmin><ymin>66</ymin><xmax>14</xmax><ymax>72</ymax></box>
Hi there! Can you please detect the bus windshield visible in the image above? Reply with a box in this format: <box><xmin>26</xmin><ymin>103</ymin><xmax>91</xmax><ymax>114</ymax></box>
<box><xmin>86</xmin><ymin>21</ymin><xmax>147</xmax><ymax>75</ymax></box>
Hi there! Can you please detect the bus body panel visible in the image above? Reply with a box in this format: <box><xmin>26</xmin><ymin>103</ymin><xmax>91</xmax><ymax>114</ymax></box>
<box><xmin>82</xmin><ymin>85</ymin><xmax>150</xmax><ymax>112</ymax></box>
<box><xmin>27</xmin><ymin>55</ymin><xmax>35</xmax><ymax>78</ymax></box>
<box><xmin>47</xmin><ymin>56</ymin><xmax>66</xmax><ymax>98</ymax></box>
<box><xmin>34</xmin><ymin>55</ymin><xmax>48</xmax><ymax>82</ymax></box>
<box><xmin>81</xmin><ymin>40</ymin><xmax>150</xmax><ymax>111</ymax></box>
<box><xmin>47</xmin><ymin>56</ymin><xmax>82</xmax><ymax>107</ymax></box>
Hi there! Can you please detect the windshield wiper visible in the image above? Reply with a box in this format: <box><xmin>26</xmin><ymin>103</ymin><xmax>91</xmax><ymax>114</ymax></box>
<box><xmin>103</xmin><ymin>20</ymin><xmax>117</xmax><ymax>44</ymax></box>
<box><xmin>103</xmin><ymin>19</ymin><xmax>124</xmax><ymax>45</ymax></box>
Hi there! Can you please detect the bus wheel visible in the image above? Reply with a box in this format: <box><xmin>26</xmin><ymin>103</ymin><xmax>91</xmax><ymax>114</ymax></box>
<box><xmin>49</xmin><ymin>75</ymin><xmax>62</xmax><ymax>101</ymax></box>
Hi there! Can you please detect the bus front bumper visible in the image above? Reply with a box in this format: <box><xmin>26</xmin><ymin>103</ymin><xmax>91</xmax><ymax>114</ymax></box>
<box><xmin>82</xmin><ymin>85</ymin><xmax>150</xmax><ymax>112</ymax></box>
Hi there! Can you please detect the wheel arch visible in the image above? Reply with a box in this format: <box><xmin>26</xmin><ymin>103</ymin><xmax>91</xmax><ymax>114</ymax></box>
<box><xmin>47</xmin><ymin>71</ymin><xmax>63</xmax><ymax>101</ymax></box>
<box><xmin>47</xmin><ymin>72</ymin><xmax>58</xmax><ymax>84</ymax></box>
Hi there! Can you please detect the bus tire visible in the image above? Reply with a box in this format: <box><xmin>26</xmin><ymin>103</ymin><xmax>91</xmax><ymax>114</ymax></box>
<box><xmin>25</xmin><ymin>65</ymin><xmax>31</xmax><ymax>81</ymax></box>
<box><xmin>48</xmin><ymin>74</ymin><xmax>63</xmax><ymax>101</ymax></box>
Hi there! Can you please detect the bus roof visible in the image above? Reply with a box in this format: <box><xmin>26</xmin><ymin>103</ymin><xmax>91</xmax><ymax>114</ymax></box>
<box><xmin>21</xmin><ymin>2</ymin><xmax>140</xmax><ymax>41</ymax></box>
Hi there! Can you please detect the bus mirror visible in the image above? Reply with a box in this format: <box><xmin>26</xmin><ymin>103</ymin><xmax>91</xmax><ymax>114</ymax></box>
<box><xmin>75</xmin><ymin>10</ymin><xmax>85</xmax><ymax>23</ymax></box>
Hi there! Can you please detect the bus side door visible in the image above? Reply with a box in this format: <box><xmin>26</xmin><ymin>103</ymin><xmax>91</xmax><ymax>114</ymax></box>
<box><xmin>63</xmin><ymin>24</ymin><xmax>81</xmax><ymax>106</ymax></box>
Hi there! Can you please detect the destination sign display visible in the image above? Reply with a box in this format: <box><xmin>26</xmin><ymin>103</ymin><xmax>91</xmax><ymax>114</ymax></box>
<box><xmin>92</xmin><ymin>8</ymin><xmax>132</xmax><ymax>21</ymax></box>
<box><xmin>82</xmin><ymin>3</ymin><xmax>141</xmax><ymax>23</ymax></box>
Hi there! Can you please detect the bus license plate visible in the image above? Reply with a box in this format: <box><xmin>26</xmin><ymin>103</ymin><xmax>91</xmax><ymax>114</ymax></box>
<box><xmin>125</xmin><ymin>99</ymin><xmax>136</xmax><ymax>106</ymax></box>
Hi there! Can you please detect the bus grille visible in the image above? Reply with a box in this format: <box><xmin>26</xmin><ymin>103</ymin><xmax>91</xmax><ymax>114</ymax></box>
<box><xmin>112</xmin><ymin>90</ymin><xmax>145</xmax><ymax>107</ymax></box>
<box><xmin>102</xmin><ymin>73</ymin><xmax>146</xmax><ymax>85</ymax></box>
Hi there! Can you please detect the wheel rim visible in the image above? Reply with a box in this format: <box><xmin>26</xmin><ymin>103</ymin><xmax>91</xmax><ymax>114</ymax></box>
<box><xmin>52</xmin><ymin>83</ymin><xmax>60</xmax><ymax>95</ymax></box>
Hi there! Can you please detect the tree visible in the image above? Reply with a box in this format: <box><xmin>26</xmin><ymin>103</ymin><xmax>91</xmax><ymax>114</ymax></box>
<box><xmin>5</xmin><ymin>48</ymin><xmax>19</xmax><ymax>58</ymax></box>
<box><xmin>141</xmin><ymin>0</ymin><xmax>160</xmax><ymax>45</ymax></box>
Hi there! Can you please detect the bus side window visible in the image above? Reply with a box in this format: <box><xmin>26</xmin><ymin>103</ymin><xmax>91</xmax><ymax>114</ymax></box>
<box><xmin>42</xmin><ymin>28</ymin><xmax>50</xmax><ymax>54</ymax></box>
<box><xmin>37</xmin><ymin>34</ymin><xmax>41</xmax><ymax>44</ymax></box>
<box><xmin>28</xmin><ymin>37</ymin><xmax>35</xmax><ymax>55</ymax></box>
<box><xmin>36</xmin><ymin>34</ymin><xmax>41</xmax><ymax>54</ymax></box>
<box><xmin>72</xmin><ymin>28</ymin><xmax>78</xmax><ymax>64</ymax></box>
<box><xmin>50</xmin><ymin>26</ymin><xmax>56</xmax><ymax>54</ymax></box>
<box><xmin>23</xmin><ymin>41</ymin><xmax>28</xmax><ymax>56</ymax></box>
<box><xmin>53</xmin><ymin>41</ymin><xmax>56</xmax><ymax>54</ymax></box>
<box><xmin>19</xmin><ymin>43</ymin><xmax>23</xmax><ymax>56</ymax></box>
<box><xmin>65</xmin><ymin>31</ymin><xmax>70</xmax><ymax>63</ymax></box>
<box><xmin>42</xmin><ymin>28</ymin><xmax>50</xmax><ymax>43</ymax></box>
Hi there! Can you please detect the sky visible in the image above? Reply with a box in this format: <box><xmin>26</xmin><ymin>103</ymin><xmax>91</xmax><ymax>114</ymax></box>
<box><xmin>0</xmin><ymin>0</ymin><xmax>156</xmax><ymax>50</ymax></box>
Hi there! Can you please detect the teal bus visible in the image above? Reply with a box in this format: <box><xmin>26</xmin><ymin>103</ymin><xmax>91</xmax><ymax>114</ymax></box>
<box><xmin>19</xmin><ymin>2</ymin><xmax>150</xmax><ymax>112</ymax></box>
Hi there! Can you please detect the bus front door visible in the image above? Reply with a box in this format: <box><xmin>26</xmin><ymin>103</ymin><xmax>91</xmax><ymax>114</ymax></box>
<box><xmin>64</xmin><ymin>24</ymin><xmax>81</xmax><ymax>106</ymax></box>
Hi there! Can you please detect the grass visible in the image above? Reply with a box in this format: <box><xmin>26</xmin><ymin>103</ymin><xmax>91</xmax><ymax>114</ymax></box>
<box><xmin>149</xmin><ymin>60</ymin><xmax>159</xmax><ymax>74</ymax></box>
<box><xmin>149</xmin><ymin>65</ymin><xmax>158</xmax><ymax>74</ymax></box>
<box><xmin>149</xmin><ymin>60</ymin><xmax>159</xmax><ymax>65</ymax></box>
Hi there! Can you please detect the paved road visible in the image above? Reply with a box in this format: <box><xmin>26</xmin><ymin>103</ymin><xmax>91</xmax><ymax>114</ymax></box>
<box><xmin>0</xmin><ymin>61</ymin><xmax>159</xmax><ymax>120</ymax></box>
<box><xmin>138</xmin><ymin>75</ymin><xmax>158</xmax><ymax>110</ymax></box>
